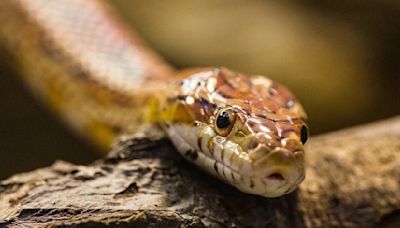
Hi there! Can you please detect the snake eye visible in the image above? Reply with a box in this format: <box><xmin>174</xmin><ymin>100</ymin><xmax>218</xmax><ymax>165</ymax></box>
<box><xmin>300</xmin><ymin>125</ymin><xmax>309</xmax><ymax>144</ymax></box>
<box><xmin>215</xmin><ymin>108</ymin><xmax>236</xmax><ymax>136</ymax></box>
<box><xmin>217</xmin><ymin>111</ymin><xmax>230</xmax><ymax>128</ymax></box>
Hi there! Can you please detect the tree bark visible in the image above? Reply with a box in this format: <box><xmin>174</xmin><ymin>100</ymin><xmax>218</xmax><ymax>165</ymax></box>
<box><xmin>1</xmin><ymin>117</ymin><xmax>400</xmax><ymax>227</ymax></box>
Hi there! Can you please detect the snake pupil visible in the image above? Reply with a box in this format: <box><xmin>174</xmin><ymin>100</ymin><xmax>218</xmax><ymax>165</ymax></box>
<box><xmin>301</xmin><ymin>125</ymin><xmax>308</xmax><ymax>144</ymax></box>
<box><xmin>217</xmin><ymin>111</ymin><xmax>230</xmax><ymax>129</ymax></box>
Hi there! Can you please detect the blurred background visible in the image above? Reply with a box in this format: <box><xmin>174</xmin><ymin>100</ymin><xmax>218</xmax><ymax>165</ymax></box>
<box><xmin>0</xmin><ymin>0</ymin><xmax>399</xmax><ymax>179</ymax></box>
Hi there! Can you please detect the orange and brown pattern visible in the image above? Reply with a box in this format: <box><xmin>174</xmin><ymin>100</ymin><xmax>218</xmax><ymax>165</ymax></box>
<box><xmin>167</xmin><ymin>68</ymin><xmax>308</xmax><ymax>154</ymax></box>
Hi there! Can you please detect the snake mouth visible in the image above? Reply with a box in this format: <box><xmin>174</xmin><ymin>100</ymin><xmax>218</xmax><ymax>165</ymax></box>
<box><xmin>255</xmin><ymin>149</ymin><xmax>305</xmax><ymax>197</ymax></box>
<box><xmin>263</xmin><ymin>166</ymin><xmax>305</xmax><ymax>196</ymax></box>
<box><xmin>266</xmin><ymin>172</ymin><xmax>285</xmax><ymax>181</ymax></box>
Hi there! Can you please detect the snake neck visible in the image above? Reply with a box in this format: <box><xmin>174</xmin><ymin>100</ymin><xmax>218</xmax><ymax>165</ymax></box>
<box><xmin>0</xmin><ymin>0</ymin><xmax>175</xmax><ymax>151</ymax></box>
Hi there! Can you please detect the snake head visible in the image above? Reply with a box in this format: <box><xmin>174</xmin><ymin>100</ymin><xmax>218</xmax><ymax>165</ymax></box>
<box><xmin>159</xmin><ymin>68</ymin><xmax>308</xmax><ymax>197</ymax></box>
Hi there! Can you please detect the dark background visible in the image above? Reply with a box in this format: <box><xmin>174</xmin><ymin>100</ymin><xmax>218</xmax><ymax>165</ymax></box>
<box><xmin>0</xmin><ymin>0</ymin><xmax>399</xmax><ymax>179</ymax></box>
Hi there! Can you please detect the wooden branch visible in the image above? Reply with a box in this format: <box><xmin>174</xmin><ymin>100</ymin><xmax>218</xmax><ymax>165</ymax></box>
<box><xmin>1</xmin><ymin>117</ymin><xmax>400</xmax><ymax>227</ymax></box>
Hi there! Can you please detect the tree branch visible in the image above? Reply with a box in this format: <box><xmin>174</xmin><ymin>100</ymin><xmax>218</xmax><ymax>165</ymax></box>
<box><xmin>1</xmin><ymin>117</ymin><xmax>400</xmax><ymax>227</ymax></box>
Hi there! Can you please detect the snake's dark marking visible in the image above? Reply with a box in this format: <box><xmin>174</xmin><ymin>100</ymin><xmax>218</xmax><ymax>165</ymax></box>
<box><xmin>213</xmin><ymin>161</ymin><xmax>219</xmax><ymax>174</ymax></box>
<box><xmin>231</xmin><ymin>171</ymin><xmax>236</xmax><ymax>182</ymax></box>
<box><xmin>197</xmin><ymin>137</ymin><xmax>202</xmax><ymax>151</ymax></box>
<box><xmin>256</xmin><ymin>114</ymin><xmax>267</xmax><ymax>119</ymax></box>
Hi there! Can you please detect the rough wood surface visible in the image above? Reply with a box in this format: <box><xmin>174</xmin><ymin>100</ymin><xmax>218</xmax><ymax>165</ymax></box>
<box><xmin>1</xmin><ymin>117</ymin><xmax>400</xmax><ymax>227</ymax></box>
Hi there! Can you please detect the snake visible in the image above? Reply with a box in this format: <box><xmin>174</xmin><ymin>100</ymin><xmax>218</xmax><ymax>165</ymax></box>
<box><xmin>0</xmin><ymin>0</ymin><xmax>308</xmax><ymax>197</ymax></box>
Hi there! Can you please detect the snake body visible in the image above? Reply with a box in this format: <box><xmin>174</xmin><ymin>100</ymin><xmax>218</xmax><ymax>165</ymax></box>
<box><xmin>0</xmin><ymin>0</ymin><xmax>308</xmax><ymax>197</ymax></box>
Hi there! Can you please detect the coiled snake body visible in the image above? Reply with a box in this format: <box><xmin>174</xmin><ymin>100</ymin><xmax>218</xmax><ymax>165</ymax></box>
<box><xmin>0</xmin><ymin>0</ymin><xmax>308</xmax><ymax>197</ymax></box>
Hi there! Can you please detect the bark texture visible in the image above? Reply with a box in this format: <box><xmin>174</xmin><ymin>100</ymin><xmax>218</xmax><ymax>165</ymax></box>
<box><xmin>1</xmin><ymin>117</ymin><xmax>400</xmax><ymax>227</ymax></box>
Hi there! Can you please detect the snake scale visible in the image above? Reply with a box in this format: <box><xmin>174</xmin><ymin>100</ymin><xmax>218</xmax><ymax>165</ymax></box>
<box><xmin>0</xmin><ymin>0</ymin><xmax>309</xmax><ymax>197</ymax></box>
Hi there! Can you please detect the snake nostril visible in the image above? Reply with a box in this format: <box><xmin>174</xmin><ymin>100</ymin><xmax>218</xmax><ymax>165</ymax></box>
<box><xmin>267</xmin><ymin>173</ymin><xmax>285</xmax><ymax>181</ymax></box>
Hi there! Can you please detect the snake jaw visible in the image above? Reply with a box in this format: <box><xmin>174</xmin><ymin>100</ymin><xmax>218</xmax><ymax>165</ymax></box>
<box><xmin>164</xmin><ymin>120</ymin><xmax>305</xmax><ymax>197</ymax></box>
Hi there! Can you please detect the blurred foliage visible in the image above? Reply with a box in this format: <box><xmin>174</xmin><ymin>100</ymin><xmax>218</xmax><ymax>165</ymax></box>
<box><xmin>0</xmin><ymin>0</ymin><xmax>399</xmax><ymax>178</ymax></box>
